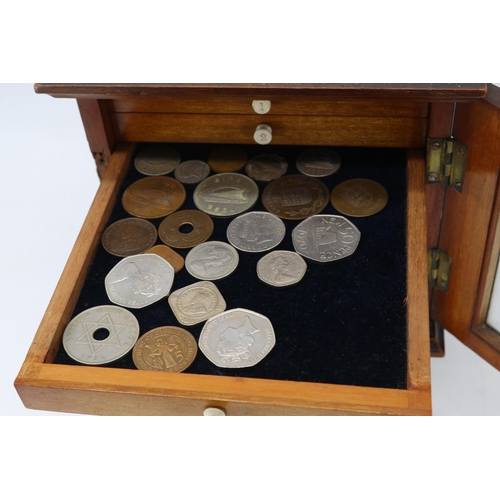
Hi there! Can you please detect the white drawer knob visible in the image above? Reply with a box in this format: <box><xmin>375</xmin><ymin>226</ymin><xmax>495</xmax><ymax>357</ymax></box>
<box><xmin>252</xmin><ymin>100</ymin><xmax>271</xmax><ymax>114</ymax></box>
<box><xmin>254</xmin><ymin>124</ymin><xmax>272</xmax><ymax>145</ymax></box>
<box><xmin>203</xmin><ymin>407</ymin><xmax>226</xmax><ymax>416</ymax></box>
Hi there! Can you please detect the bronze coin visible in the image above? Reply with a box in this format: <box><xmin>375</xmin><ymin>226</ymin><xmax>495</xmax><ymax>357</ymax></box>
<box><xmin>101</xmin><ymin>218</ymin><xmax>157</xmax><ymax>257</ymax></box>
<box><xmin>158</xmin><ymin>210</ymin><xmax>214</xmax><ymax>249</ymax></box>
<box><xmin>262</xmin><ymin>175</ymin><xmax>330</xmax><ymax>220</ymax></box>
<box><xmin>132</xmin><ymin>326</ymin><xmax>197</xmax><ymax>373</ymax></box>
<box><xmin>208</xmin><ymin>146</ymin><xmax>248</xmax><ymax>173</ymax></box>
<box><xmin>145</xmin><ymin>245</ymin><xmax>185</xmax><ymax>273</ymax></box>
<box><xmin>331</xmin><ymin>179</ymin><xmax>388</xmax><ymax>217</ymax></box>
<box><xmin>122</xmin><ymin>177</ymin><xmax>186</xmax><ymax>219</ymax></box>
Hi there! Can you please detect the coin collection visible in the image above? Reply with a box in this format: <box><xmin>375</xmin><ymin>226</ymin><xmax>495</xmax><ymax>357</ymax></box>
<box><xmin>61</xmin><ymin>144</ymin><xmax>390</xmax><ymax>374</ymax></box>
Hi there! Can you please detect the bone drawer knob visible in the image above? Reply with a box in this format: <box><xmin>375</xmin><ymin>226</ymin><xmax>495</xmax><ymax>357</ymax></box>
<box><xmin>254</xmin><ymin>124</ymin><xmax>272</xmax><ymax>145</ymax></box>
<box><xmin>203</xmin><ymin>407</ymin><xmax>226</xmax><ymax>416</ymax></box>
<box><xmin>252</xmin><ymin>100</ymin><xmax>271</xmax><ymax>114</ymax></box>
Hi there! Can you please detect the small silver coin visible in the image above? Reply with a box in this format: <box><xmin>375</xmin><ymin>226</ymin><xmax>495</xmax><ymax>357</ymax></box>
<box><xmin>185</xmin><ymin>241</ymin><xmax>239</xmax><ymax>281</ymax></box>
<box><xmin>257</xmin><ymin>251</ymin><xmax>307</xmax><ymax>287</ymax></box>
<box><xmin>193</xmin><ymin>173</ymin><xmax>259</xmax><ymax>217</ymax></box>
<box><xmin>199</xmin><ymin>308</ymin><xmax>276</xmax><ymax>368</ymax></box>
<box><xmin>62</xmin><ymin>305</ymin><xmax>140</xmax><ymax>365</ymax></box>
<box><xmin>227</xmin><ymin>211</ymin><xmax>286</xmax><ymax>253</ymax></box>
<box><xmin>134</xmin><ymin>145</ymin><xmax>181</xmax><ymax>176</ymax></box>
<box><xmin>292</xmin><ymin>214</ymin><xmax>361</xmax><ymax>263</ymax></box>
<box><xmin>245</xmin><ymin>154</ymin><xmax>288</xmax><ymax>181</ymax></box>
<box><xmin>174</xmin><ymin>160</ymin><xmax>211</xmax><ymax>184</ymax></box>
<box><xmin>296</xmin><ymin>148</ymin><xmax>341</xmax><ymax>177</ymax></box>
<box><xmin>105</xmin><ymin>254</ymin><xmax>175</xmax><ymax>309</ymax></box>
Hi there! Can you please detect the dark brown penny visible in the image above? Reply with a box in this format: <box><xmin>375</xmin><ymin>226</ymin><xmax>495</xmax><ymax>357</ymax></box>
<box><xmin>208</xmin><ymin>146</ymin><xmax>248</xmax><ymax>173</ymax></box>
<box><xmin>330</xmin><ymin>179</ymin><xmax>389</xmax><ymax>217</ymax></box>
<box><xmin>158</xmin><ymin>210</ymin><xmax>214</xmax><ymax>249</ymax></box>
<box><xmin>101</xmin><ymin>218</ymin><xmax>157</xmax><ymax>257</ymax></box>
<box><xmin>144</xmin><ymin>244</ymin><xmax>185</xmax><ymax>273</ymax></box>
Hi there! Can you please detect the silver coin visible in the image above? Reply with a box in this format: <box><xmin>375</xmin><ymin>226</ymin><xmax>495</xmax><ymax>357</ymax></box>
<box><xmin>193</xmin><ymin>173</ymin><xmax>259</xmax><ymax>217</ymax></box>
<box><xmin>199</xmin><ymin>308</ymin><xmax>275</xmax><ymax>368</ymax></box>
<box><xmin>62</xmin><ymin>305</ymin><xmax>140</xmax><ymax>365</ymax></box>
<box><xmin>168</xmin><ymin>281</ymin><xmax>226</xmax><ymax>326</ymax></box>
<box><xmin>174</xmin><ymin>160</ymin><xmax>211</xmax><ymax>184</ymax></box>
<box><xmin>257</xmin><ymin>251</ymin><xmax>307</xmax><ymax>287</ymax></box>
<box><xmin>292</xmin><ymin>214</ymin><xmax>360</xmax><ymax>262</ymax></box>
<box><xmin>134</xmin><ymin>145</ymin><xmax>181</xmax><ymax>176</ymax></box>
<box><xmin>296</xmin><ymin>148</ymin><xmax>341</xmax><ymax>177</ymax></box>
<box><xmin>185</xmin><ymin>241</ymin><xmax>239</xmax><ymax>280</ymax></box>
<box><xmin>245</xmin><ymin>154</ymin><xmax>288</xmax><ymax>181</ymax></box>
<box><xmin>227</xmin><ymin>211</ymin><xmax>286</xmax><ymax>253</ymax></box>
<box><xmin>105</xmin><ymin>254</ymin><xmax>175</xmax><ymax>308</ymax></box>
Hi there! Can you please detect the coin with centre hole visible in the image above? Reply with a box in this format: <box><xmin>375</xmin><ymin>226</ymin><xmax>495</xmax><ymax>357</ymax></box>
<box><xmin>101</xmin><ymin>218</ymin><xmax>157</xmax><ymax>257</ymax></box>
<box><xmin>134</xmin><ymin>145</ymin><xmax>181</xmax><ymax>176</ymax></box>
<box><xmin>185</xmin><ymin>241</ymin><xmax>239</xmax><ymax>280</ymax></box>
<box><xmin>145</xmin><ymin>245</ymin><xmax>185</xmax><ymax>273</ymax></box>
<box><xmin>174</xmin><ymin>160</ymin><xmax>211</xmax><ymax>184</ymax></box>
<box><xmin>330</xmin><ymin>178</ymin><xmax>388</xmax><ymax>217</ymax></box>
<box><xmin>296</xmin><ymin>148</ymin><xmax>341</xmax><ymax>177</ymax></box>
<box><xmin>208</xmin><ymin>146</ymin><xmax>248</xmax><ymax>173</ymax></box>
<box><xmin>158</xmin><ymin>210</ymin><xmax>214</xmax><ymax>249</ymax></box>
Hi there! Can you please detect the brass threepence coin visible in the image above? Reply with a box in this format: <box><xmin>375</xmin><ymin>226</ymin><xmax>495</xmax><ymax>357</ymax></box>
<box><xmin>145</xmin><ymin>245</ymin><xmax>185</xmax><ymax>273</ymax></box>
<box><xmin>208</xmin><ymin>146</ymin><xmax>248</xmax><ymax>173</ymax></box>
<box><xmin>134</xmin><ymin>145</ymin><xmax>181</xmax><ymax>176</ymax></box>
<box><xmin>158</xmin><ymin>210</ymin><xmax>214</xmax><ymax>249</ymax></box>
<box><xmin>122</xmin><ymin>177</ymin><xmax>186</xmax><ymax>219</ymax></box>
<box><xmin>296</xmin><ymin>148</ymin><xmax>341</xmax><ymax>177</ymax></box>
<box><xmin>132</xmin><ymin>326</ymin><xmax>197</xmax><ymax>372</ymax></box>
<box><xmin>262</xmin><ymin>175</ymin><xmax>329</xmax><ymax>220</ymax></box>
<box><xmin>330</xmin><ymin>179</ymin><xmax>389</xmax><ymax>217</ymax></box>
<box><xmin>101</xmin><ymin>218</ymin><xmax>157</xmax><ymax>257</ymax></box>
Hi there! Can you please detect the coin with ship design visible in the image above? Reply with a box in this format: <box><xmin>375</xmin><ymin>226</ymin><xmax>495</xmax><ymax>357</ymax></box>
<box><xmin>134</xmin><ymin>145</ymin><xmax>181</xmax><ymax>176</ymax></box>
<box><xmin>296</xmin><ymin>148</ymin><xmax>341</xmax><ymax>177</ymax></box>
<box><xmin>245</xmin><ymin>154</ymin><xmax>288</xmax><ymax>181</ymax></box>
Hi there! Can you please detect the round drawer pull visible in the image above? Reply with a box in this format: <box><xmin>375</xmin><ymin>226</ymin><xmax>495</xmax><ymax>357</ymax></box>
<box><xmin>254</xmin><ymin>124</ymin><xmax>272</xmax><ymax>145</ymax></box>
<box><xmin>203</xmin><ymin>407</ymin><xmax>226</xmax><ymax>416</ymax></box>
<box><xmin>252</xmin><ymin>100</ymin><xmax>271</xmax><ymax>114</ymax></box>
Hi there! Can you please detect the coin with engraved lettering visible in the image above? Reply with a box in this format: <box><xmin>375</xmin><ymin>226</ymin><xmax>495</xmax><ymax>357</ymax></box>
<box><xmin>101</xmin><ymin>218</ymin><xmax>157</xmax><ymax>257</ymax></box>
<box><xmin>62</xmin><ymin>305</ymin><xmax>140</xmax><ymax>365</ymax></box>
<box><xmin>208</xmin><ymin>146</ymin><xmax>248</xmax><ymax>173</ymax></box>
<box><xmin>174</xmin><ymin>160</ymin><xmax>211</xmax><ymax>184</ymax></box>
<box><xmin>158</xmin><ymin>210</ymin><xmax>214</xmax><ymax>249</ymax></box>
<box><xmin>330</xmin><ymin>179</ymin><xmax>388</xmax><ymax>217</ymax></box>
<box><xmin>132</xmin><ymin>326</ymin><xmax>197</xmax><ymax>372</ymax></box>
<box><xmin>262</xmin><ymin>175</ymin><xmax>329</xmax><ymax>220</ymax></box>
<box><xmin>227</xmin><ymin>211</ymin><xmax>285</xmax><ymax>253</ymax></box>
<box><xmin>122</xmin><ymin>177</ymin><xmax>186</xmax><ymax>219</ymax></box>
<box><xmin>257</xmin><ymin>251</ymin><xmax>307</xmax><ymax>287</ymax></box>
<box><xmin>168</xmin><ymin>281</ymin><xmax>226</xmax><ymax>326</ymax></box>
<box><xmin>199</xmin><ymin>308</ymin><xmax>275</xmax><ymax>368</ymax></box>
<box><xmin>134</xmin><ymin>145</ymin><xmax>181</xmax><ymax>176</ymax></box>
<box><xmin>145</xmin><ymin>245</ymin><xmax>184</xmax><ymax>273</ymax></box>
<box><xmin>296</xmin><ymin>148</ymin><xmax>341</xmax><ymax>177</ymax></box>
<box><xmin>193</xmin><ymin>173</ymin><xmax>259</xmax><ymax>217</ymax></box>
<box><xmin>185</xmin><ymin>241</ymin><xmax>239</xmax><ymax>280</ymax></box>
<box><xmin>292</xmin><ymin>214</ymin><xmax>361</xmax><ymax>263</ymax></box>
<box><xmin>105</xmin><ymin>254</ymin><xmax>175</xmax><ymax>308</ymax></box>
<box><xmin>245</xmin><ymin>154</ymin><xmax>288</xmax><ymax>181</ymax></box>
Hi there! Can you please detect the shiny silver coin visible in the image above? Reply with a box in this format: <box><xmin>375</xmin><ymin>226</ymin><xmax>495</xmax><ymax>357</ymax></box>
<box><xmin>105</xmin><ymin>254</ymin><xmax>175</xmax><ymax>308</ymax></box>
<box><xmin>292</xmin><ymin>214</ymin><xmax>360</xmax><ymax>263</ymax></box>
<box><xmin>245</xmin><ymin>154</ymin><xmax>288</xmax><ymax>181</ymax></box>
<box><xmin>193</xmin><ymin>173</ymin><xmax>259</xmax><ymax>217</ymax></box>
<box><xmin>257</xmin><ymin>251</ymin><xmax>307</xmax><ymax>287</ymax></box>
<box><xmin>134</xmin><ymin>145</ymin><xmax>181</xmax><ymax>176</ymax></box>
<box><xmin>174</xmin><ymin>160</ymin><xmax>211</xmax><ymax>184</ymax></box>
<box><xmin>296</xmin><ymin>148</ymin><xmax>341</xmax><ymax>177</ymax></box>
<box><xmin>62</xmin><ymin>305</ymin><xmax>140</xmax><ymax>365</ymax></box>
<box><xmin>185</xmin><ymin>241</ymin><xmax>239</xmax><ymax>281</ymax></box>
<box><xmin>199</xmin><ymin>308</ymin><xmax>275</xmax><ymax>368</ymax></box>
<box><xmin>227</xmin><ymin>211</ymin><xmax>285</xmax><ymax>253</ymax></box>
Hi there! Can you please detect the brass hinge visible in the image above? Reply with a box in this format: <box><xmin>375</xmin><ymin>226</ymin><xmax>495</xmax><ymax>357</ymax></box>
<box><xmin>427</xmin><ymin>249</ymin><xmax>452</xmax><ymax>292</ymax></box>
<box><xmin>426</xmin><ymin>138</ymin><xmax>467</xmax><ymax>192</ymax></box>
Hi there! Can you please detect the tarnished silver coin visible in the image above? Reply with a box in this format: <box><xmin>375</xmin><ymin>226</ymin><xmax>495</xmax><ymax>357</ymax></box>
<box><xmin>62</xmin><ymin>305</ymin><xmax>140</xmax><ymax>365</ymax></box>
<box><xmin>193</xmin><ymin>173</ymin><xmax>259</xmax><ymax>217</ymax></box>
<box><xmin>257</xmin><ymin>251</ymin><xmax>307</xmax><ymax>287</ymax></box>
<box><xmin>296</xmin><ymin>148</ymin><xmax>341</xmax><ymax>177</ymax></box>
<box><xmin>199</xmin><ymin>308</ymin><xmax>275</xmax><ymax>368</ymax></box>
<box><xmin>185</xmin><ymin>241</ymin><xmax>239</xmax><ymax>281</ymax></box>
<box><xmin>105</xmin><ymin>254</ymin><xmax>175</xmax><ymax>308</ymax></box>
<box><xmin>227</xmin><ymin>211</ymin><xmax>286</xmax><ymax>253</ymax></box>
<box><xmin>134</xmin><ymin>145</ymin><xmax>181</xmax><ymax>176</ymax></box>
<box><xmin>168</xmin><ymin>281</ymin><xmax>226</xmax><ymax>326</ymax></box>
<box><xmin>174</xmin><ymin>160</ymin><xmax>211</xmax><ymax>184</ymax></box>
<box><xmin>292</xmin><ymin>214</ymin><xmax>360</xmax><ymax>262</ymax></box>
<box><xmin>245</xmin><ymin>154</ymin><xmax>288</xmax><ymax>181</ymax></box>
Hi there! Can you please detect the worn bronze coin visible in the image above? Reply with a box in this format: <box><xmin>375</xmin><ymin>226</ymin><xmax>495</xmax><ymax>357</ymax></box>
<box><xmin>145</xmin><ymin>245</ymin><xmax>185</xmax><ymax>273</ymax></box>
<box><xmin>158</xmin><ymin>210</ymin><xmax>214</xmax><ymax>249</ymax></box>
<box><xmin>331</xmin><ymin>179</ymin><xmax>388</xmax><ymax>217</ymax></box>
<box><xmin>122</xmin><ymin>177</ymin><xmax>186</xmax><ymax>219</ymax></box>
<box><xmin>208</xmin><ymin>146</ymin><xmax>248</xmax><ymax>173</ymax></box>
<box><xmin>132</xmin><ymin>326</ymin><xmax>197</xmax><ymax>373</ymax></box>
<box><xmin>101</xmin><ymin>218</ymin><xmax>157</xmax><ymax>257</ymax></box>
<box><xmin>262</xmin><ymin>175</ymin><xmax>330</xmax><ymax>220</ymax></box>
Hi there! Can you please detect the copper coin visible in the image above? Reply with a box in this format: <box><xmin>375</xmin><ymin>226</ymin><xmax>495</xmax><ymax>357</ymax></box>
<box><xmin>145</xmin><ymin>245</ymin><xmax>185</xmax><ymax>273</ymax></box>
<box><xmin>101</xmin><ymin>218</ymin><xmax>157</xmax><ymax>257</ymax></box>
<box><xmin>122</xmin><ymin>177</ymin><xmax>186</xmax><ymax>219</ymax></box>
<box><xmin>208</xmin><ymin>146</ymin><xmax>248</xmax><ymax>173</ymax></box>
<box><xmin>331</xmin><ymin>179</ymin><xmax>388</xmax><ymax>217</ymax></box>
<box><xmin>132</xmin><ymin>326</ymin><xmax>197</xmax><ymax>373</ymax></box>
<box><xmin>158</xmin><ymin>210</ymin><xmax>214</xmax><ymax>249</ymax></box>
<box><xmin>262</xmin><ymin>175</ymin><xmax>330</xmax><ymax>220</ymax></box>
